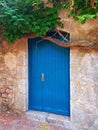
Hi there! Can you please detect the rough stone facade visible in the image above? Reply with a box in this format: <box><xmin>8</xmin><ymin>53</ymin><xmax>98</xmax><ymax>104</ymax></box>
<box><xmin>0</xmin><ymin>39</ymin><xmax>28</xmax><ymax>114</ymax></box>
<box><xmin>70</xmin><ymin>48</ymin><xmax>98</xmax><ymax>130</ymax></box>
<box><xmin>0</xmin><ymin>10</ymin><xmax>98</xmax><ymax>129</ymax></box>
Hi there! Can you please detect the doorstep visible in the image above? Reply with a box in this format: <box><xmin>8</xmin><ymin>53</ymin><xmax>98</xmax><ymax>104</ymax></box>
<box><xmin>25</xmin><ymin>111</ymin><xmax>72</xmax><ymax>129</ymax></box>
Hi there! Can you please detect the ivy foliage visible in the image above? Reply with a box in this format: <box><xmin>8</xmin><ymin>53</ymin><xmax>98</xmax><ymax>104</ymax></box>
<box><xmin>0</xmin><ymin>0</ymin><xmax>62</xmax><ymax>42</ymax></box>
<box><xmin>68</xmin><ymin>0</ymin><xmax>98</xmax><ymax>23</ymax></box>
<box><xmin>0</xmin><ymin>0</ymin><xmax>98</xmax><ymax>43</ymax></box>
<box><xmin>51</xmin><ymin>0</ymin><xmax>98</xmax><ymax>23</ymax></box>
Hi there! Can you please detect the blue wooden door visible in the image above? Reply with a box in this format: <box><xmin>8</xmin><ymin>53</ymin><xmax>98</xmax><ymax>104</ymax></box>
<box><xmin>28</xmin><ymin>37</ymin><xmax>70</xmax><ymax>116</ymax></box>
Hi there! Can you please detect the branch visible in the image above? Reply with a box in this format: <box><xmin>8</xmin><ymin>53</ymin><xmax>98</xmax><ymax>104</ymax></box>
<box><xmin>41</xmin><ymin>36</ymin><xmax>96</xmax><ymax>49</ymax></box>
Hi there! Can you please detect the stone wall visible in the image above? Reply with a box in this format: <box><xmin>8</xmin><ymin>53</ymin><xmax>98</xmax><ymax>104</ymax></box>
<box><xmin>0</xmin><ymin>39</ymin><xmax>28</xmax><ymax>114</ymax></box>
<box><xmin>70</xmin><ymin>48</ymin><xmax>98</xmax><ymax>130</ymax></box>
<box><xmin>0</xmin><ymin>39</ymin><xmax>98</xmax><ymax>129</ymax></box>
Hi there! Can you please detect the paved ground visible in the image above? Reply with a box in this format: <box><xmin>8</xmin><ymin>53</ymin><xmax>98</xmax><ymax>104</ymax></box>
<box><xmin>0</xmin><ymin>112</ymin><xmax>66</xmax><ymax>130</ymax></box>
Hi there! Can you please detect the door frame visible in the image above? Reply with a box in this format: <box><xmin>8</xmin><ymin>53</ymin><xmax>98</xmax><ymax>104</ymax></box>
<box><xmin>17</xmin><ymin>34</ymin><xmax>71</xmax><ymax>118</ymax></box>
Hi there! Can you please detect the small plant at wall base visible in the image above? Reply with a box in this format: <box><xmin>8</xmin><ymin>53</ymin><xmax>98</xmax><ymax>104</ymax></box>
<box><xmin>0</xmin><ymin>0</ymin><xmax>98</xmax><ymax>43</ymax></box>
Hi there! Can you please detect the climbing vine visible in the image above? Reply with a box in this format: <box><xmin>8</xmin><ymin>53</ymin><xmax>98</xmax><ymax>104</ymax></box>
<box><xmin>0</xmin><ymin>0</ymin><xmax>98</xmax><ymax>43</ymax></box>
<box><xmin>68</xmin><ymin>0</ymin><xmax>98</xmax><ymax>23</ymax></box>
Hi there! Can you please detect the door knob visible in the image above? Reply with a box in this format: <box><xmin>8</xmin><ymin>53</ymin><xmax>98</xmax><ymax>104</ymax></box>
<box><xmin>41</xmin><ymin>73</ymin><xmax>45</xmax><ymax>82</ymax></box>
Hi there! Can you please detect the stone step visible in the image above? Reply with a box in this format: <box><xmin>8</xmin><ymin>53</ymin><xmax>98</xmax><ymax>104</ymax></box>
<box><xmin>25</xmin><ymin>111</ymin><xmax>72</xmax><ymax>130</ymax></box>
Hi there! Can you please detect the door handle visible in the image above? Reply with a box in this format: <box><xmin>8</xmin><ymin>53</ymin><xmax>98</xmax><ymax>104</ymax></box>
<box><xmin>41</xmin><ymin>73</ymin><xmax>45</xmax><ymax>82</ymax></box>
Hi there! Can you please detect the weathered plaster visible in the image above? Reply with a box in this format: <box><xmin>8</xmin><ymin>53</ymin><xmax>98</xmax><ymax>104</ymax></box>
<box><xmin>58</xmin><ymin>9</ymin><xmax>98</xmax><ymax>43</ymax></box>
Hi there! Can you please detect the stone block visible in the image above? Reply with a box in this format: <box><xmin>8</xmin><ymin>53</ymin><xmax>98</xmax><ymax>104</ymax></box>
<box><xmin>16</xmin><ymin>66</ymin><xmax>28</xmax><ymax>79</ymax></box>
<box><xmin>0</xmin><ymin>97</ymin><xmax>2</xmax><ymax>110</ymax></box>
<box><xmin>4</xmin><ymin>52</ymin><xmax>16</xmax><ymax>70</ymax></box>
<box><xmin>93</xmin><ymin>118</ymin><xmax>98</xmax><ymax>130</ymax></box>
<box><xmin>17</xmin><ymin>52</ymin><xmax>27</xmax><ymax>66</ymax></box>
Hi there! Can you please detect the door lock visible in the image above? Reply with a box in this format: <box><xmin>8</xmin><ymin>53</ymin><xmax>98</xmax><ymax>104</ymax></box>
<box><xmin>41</xmin><ymin>73</ymin><xmax>45</xmax><ymax>82</ymax></box>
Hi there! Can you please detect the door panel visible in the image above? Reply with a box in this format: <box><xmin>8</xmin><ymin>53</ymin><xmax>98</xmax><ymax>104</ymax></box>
<box><xmin>28</xmin><ymin>37</ymin><xmax>70</xmax><ymax>116</ymax></box>
<box><xmin>28</xmin><ymin>38</ymin><xmax>44</xmax><ymax>110</ymax></box>
<box><xmin>43</xmin><ymin>41</ymin><xmax>70</xmax><ymax>115</ymax></box>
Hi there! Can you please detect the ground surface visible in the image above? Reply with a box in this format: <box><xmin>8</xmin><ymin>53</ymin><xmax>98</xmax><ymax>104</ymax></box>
<box><xmin>0</xmin><ymin>112</ymin><xmax>66</xmax><ymax>130</ymax></box>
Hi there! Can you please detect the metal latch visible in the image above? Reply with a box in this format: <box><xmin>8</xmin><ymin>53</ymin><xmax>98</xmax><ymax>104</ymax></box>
<box><xmin>41</xmin><ymin>73</ymin><xmax>45</xmax><ymax>82</ymax></box>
